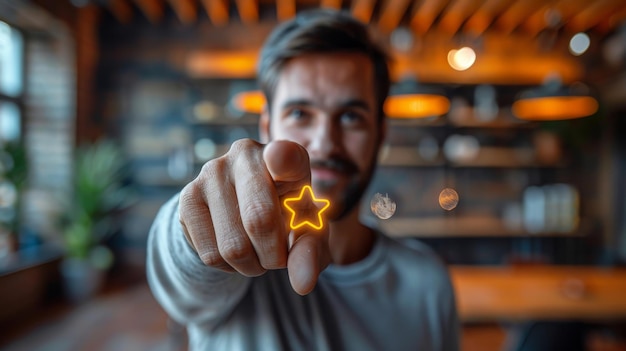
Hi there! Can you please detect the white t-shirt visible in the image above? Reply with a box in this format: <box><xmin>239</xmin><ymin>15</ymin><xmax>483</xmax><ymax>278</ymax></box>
<box><xmin>147</xmin><ymin>195</ymin><xmax>460</xmax><ymax>351</ymax></box>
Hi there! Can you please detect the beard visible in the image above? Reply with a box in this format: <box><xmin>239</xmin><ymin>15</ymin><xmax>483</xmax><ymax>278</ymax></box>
<box><xmin>311</xmin><ymin>154</ymin><xmax>377</xmax><ymax>221</ymax></box>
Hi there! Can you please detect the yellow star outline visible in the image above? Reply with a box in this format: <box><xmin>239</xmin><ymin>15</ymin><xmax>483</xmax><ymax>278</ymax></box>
<box><xmin>283</xmin><ymin>185</ymin><xmax>330</xmax><ymax>230</ymax></box>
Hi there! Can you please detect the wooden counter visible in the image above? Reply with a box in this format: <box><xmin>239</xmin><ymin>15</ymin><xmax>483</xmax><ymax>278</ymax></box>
<box><xmin>450</xmin><ymin>265</ymin><xmax>626</xmax><ymax>322</ymax></box>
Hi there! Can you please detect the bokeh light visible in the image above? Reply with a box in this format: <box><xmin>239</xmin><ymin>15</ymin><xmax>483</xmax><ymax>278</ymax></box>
<box><xmin>194</xmin><ymin>138</ymin><xmax>217</xmax><ymax>161</ymax></box>
<box><xmin>371</xmin><ymin>193</ymin><xmax>397</xmax><ymax>219</ymax></box>
<box><xmin>439</xmin><ymin>188</ymin><xmax>459</xmax><ymax>211</ymax></box>
<box><xmin>448</xmin><ymin>47</ymin><xmax>476</xmax><ymax>71</ymax></box>
<box><xmin>569</xmin><ymin>33</ymin><xmax>590</xmax><ymax>56</ymax></box>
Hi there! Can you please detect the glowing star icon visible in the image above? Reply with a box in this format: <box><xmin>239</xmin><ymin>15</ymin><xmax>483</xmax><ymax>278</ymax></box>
<box><xmin>283</xmin><ymin>185</ymin><xmax>330</xmax><ymax>230</ymax></box>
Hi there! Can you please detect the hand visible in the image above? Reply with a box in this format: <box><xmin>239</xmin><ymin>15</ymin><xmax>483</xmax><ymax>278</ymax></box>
<box><xmin>179</xmin><ymin>139</ymin><xmax>331</xmax><ymax>295</ymax></box>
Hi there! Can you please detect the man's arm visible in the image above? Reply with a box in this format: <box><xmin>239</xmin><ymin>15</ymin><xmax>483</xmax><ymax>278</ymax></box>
<box><xmin>147</xmin><ymin>195</ymin><xmax>250</xmax><ymax>327</ymax></box>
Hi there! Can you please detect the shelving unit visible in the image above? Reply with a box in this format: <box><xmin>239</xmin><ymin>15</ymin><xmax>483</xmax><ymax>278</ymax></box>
<box><xmin>359</xmin><ymin>107</ymin><xmax>594</xmax><ymax>258</ymax></box>
<box><xmin>375</xmin><ymin>216</ymin><xmax>588</xmax><ymax>238</ymax></box>
<box><xmin>379</xmin><ymin>145</ymin><xmax>569</xmax><ymax>168</ymax></box>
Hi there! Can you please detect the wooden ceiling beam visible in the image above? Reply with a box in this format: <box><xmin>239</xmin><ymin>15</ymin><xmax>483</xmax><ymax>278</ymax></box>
<box><xmin>107</xmin><ymin>0</ymin><xmax>133</xmax><ymax>23</ymax></box>
<box><xmin>276</xmin><ymin>0</ymin><xmax>296</xmax><ymax>21</ymax></box>
<box><xmin>437</xmin><ymin>0</ymin><xmax>482</xmax><ymax>36</ymax></box>
<box><xmin>410</xmin><ymin>0</ymin><xmax>450</xmax><ymax>35</ymax></box>
<box><xmin>463</xmin><ymin>0</ymin><xmax>512</xmax><ymax>36</ymax></box>
<box><xmin>351</xmin><ymin>0</ymin><xmax>376</xmax><ymax>24</ymax></box>
<box><xmin>320</xmin><ymin>0</ymin><xmax>342</xmax><ymax>10</ymax></box>
<box><xmin>167</xmin><ymin>0</ymin><xmax>197</xmax><ymax>24</ymax></box>
<box><xmin>520</xmin><ymin>0</ymin><xmax>565</xmax><ymax>38</ymax></box>
<box><xmin>596</xmin><ymin>3</ymin><xmax>626</xmax><ymax>34</ymax></box>
<box><xmin>378</xmin><ymin>0</ymin><xmax>412</xmax><ymax>33</ymax></box>
<box><xmin>566</xmin><ymin>0</ymin><xmax>626</xmax><ymax>34</ymax></box>
<box><xmin>201</xmin><ymin>0</ymin><xmax>229</xmax><ymax>26</ymax></box>
<box><xmin>547</xmin><ymin>0</ymin><xmax>588</xmax><ymax>22</ymax></box>
<box><xmin>235</xmin><ymin>0</ymin><xmax>259</xmax><ymax>24</ymax></box>
<box><xmin>494</xmin><ymin>0</ymin><xmax>543</xmax><ymax>34</ymax></box>
<box><xmin>133</xmin><ymin>0</ymin><xmax>164</xmax><ymax>23</ymax></box>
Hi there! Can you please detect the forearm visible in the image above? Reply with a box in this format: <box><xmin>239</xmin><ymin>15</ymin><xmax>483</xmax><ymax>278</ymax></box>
<box><xmin>146</xmin><ymin>194</ymin><xmax>250</xmax><ymax>327</ymax></box>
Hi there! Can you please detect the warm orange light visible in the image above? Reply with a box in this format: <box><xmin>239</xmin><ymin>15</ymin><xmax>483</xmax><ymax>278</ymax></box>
<box><xmin>231</xmin><ymin>90</ymin><xmax>266</xmax><ymax>114</ymax></box>
<box><xmin>283</xmin><ymin>185</ymin><xmax>330</xmax><ymax>231</ymax></box>
<box><xmin>512</xmin><ymin>96</ymin><xmax>598</xmax><ymax>121</ymax></box>
<box><xmin>384</xmin><ymin>94</ymin><xmax>450</xmax><ymax>118</ymax></box>
<box><xmin>186</xmin><ymin>51</ymin><xmax>258</xmax><ymax>78</ymax></box>
<box><xmin>447</xmin><ymin>47</ymin><xmax>476</xmax><ymax>71</ymax></box>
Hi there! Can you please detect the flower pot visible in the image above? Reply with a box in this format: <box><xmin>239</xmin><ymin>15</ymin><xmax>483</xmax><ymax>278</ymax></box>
<box><xmin>60</xmin><ymin>258</ymin><xmax>105</xmax><ymax>303</ymax></box>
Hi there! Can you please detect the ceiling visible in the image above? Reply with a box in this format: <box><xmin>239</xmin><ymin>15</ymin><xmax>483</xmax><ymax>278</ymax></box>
<box><xmin>96</xmin><ymin>0</ymin><xmax>626</xmax><ymax>37</ymax></box>
<box><xmin>81</xmin><ymin>0</ymin><xmax>626</xmax><ymax>85</ymax></box>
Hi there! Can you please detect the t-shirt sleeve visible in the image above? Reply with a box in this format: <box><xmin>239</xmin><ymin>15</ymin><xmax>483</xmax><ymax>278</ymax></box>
<box><xmin>146</xmin><ymin>194</ymin><xmax>251</xmax><ymax>328</ymax></box>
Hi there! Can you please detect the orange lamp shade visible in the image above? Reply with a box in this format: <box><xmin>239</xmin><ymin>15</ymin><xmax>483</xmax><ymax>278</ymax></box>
<box><xmin>384</xmin><ymin>94</ymin><xmax>450</xmax><ymax>119</ymax></box>
<box><xmin>512</xmin><ymin>96</ymin><xmax>598</xmax><ymax>121</ymax></box>
<box><xmin>231</xmin><ymin>90</ymin><xmax>266</xmax><ymax>114</ymax></box>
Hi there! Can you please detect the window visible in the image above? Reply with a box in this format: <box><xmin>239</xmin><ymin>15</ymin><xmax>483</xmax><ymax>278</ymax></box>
<box><xmin>0</xmin><ymin>20</ymin><xmax>23</xmax><ymax>97</ymax></box>
<box><xmin>0</xmin><ymin>19</ymin><xmax>23</xmax><ymax>144</ymax></box>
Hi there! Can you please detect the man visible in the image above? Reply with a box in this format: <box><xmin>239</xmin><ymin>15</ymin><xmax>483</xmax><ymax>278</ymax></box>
<box><xmin>147</xmin><ymin>9</ymin><xmax>459</xmax><ymax>350</ymax></box>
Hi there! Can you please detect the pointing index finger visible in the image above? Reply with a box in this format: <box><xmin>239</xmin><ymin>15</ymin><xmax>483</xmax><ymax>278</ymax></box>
<box><xmin>263</xmin><ymin>140</ymin><xmax>311</xmax><ymax>188</ymax></box>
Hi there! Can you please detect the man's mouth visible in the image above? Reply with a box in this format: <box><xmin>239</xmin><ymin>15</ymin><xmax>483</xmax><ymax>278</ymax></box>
<box><xmin>311</xmin><ymin>167</ymin><xmax>342</xmax><ymax>181</ymax></box>
<box><xmin>310</xmin><ymin>158</ymin><xmax>358</xmax><ymax>175</ymax></box>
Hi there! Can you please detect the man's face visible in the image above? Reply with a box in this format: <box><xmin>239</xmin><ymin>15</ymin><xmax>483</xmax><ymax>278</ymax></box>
<box><xmin>260</xmin><ymin>52</ymin><xmax>385</xmax><ymax>220</ymax></box>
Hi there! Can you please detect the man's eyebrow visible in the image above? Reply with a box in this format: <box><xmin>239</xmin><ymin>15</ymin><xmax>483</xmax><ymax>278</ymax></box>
<box><xmin>280</xmin><ymin>98</ymin><xmax>372</xmax><ymax>111</ymax></box>
<box><xmin>339</xmin><ymin>99</ymin><xmax>371</xmax><ymax>111</ymax></box>
<box><xmin>281</xmin><ymin>99</ymin><xmax>313</xmax><ymax>109</ymax></box>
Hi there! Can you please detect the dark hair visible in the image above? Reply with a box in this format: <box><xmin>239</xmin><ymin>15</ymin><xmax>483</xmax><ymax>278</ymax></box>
<box><xmin>257</xmin><ymin>9</ymin><xmax>390</xmax><ymax>121</ymax></box>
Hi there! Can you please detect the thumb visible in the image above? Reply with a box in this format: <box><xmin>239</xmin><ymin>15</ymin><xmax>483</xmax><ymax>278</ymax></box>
<box><xmin>287</xmin><ymin>229</ymin><xmax>331</xmax><ymax>295</ymax></box>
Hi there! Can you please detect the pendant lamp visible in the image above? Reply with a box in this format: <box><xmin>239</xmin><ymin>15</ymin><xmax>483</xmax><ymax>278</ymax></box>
<box><xmin>384</xmin><ymin>79</ymin><xmax>450</xmax><ymax>119</ymax></box>
<box><xmin>230</xmin><ymin>90</ymin><xmax>265</xmax><ymax>115</ymax></box>
<box><xmin>512</xmin><ymin>80</ymin><xmax>598</xmax><ymax>121</ymax></box>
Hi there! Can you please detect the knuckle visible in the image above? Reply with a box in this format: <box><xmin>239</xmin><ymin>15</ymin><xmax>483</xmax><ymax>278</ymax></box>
<box><xmin>198</xmin><ymin>249</ymin><xmax>225</xmax><ymax>267</ymax></box>
<box><xmin>179</xmin><ymin>182</ymin><xmax>199</xmax><ymax>208</ymax></box>
<box><xmin>191</xmin><ymin>160</ymin><xmax>229</xmax><ymax>203</ymax></box>
<box><xmin>241</xmin><ymin>201</ymin><xmax>276</xmax><ymax>237</ymax></box>
<box><xmin>199</xmin><ymin>158</ymin><xmax>223</xmax><ymax>181</ymax></box>
<box><xmin>220</xmin><ymin>239</ymin><xmax>251</xmax><ymax>264</ymax></box>
<box><xmin>230</xmin><ymin>138</ymin><xmax>259</xmax><ymax>154</ymax></box>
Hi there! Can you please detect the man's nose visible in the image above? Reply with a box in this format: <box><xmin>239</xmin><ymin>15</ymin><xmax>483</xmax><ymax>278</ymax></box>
<box><xmin>308</xmin><ymin>118</ymin><xmax>342</xmax><ymax>158</ymax></box>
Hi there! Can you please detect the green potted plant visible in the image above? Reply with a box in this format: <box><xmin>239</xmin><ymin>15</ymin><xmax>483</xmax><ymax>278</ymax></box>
<box><xmin>0</xmin><ymin>142</ymin><xmax>27</xmax><ymax>256</ymax></box>
<box><xmin>60</xmin><ymin>139</ymin><xmax>133</xmax><ymax>303</ymax></box>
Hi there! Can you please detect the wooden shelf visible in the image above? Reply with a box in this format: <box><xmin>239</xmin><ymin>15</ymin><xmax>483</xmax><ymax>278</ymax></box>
<box><xmin>376</xmin><ymin>216</ymin><xmax>585</xmax><ymax>238</ymax></box>
<box><xmin>189</xmin><ymin>116</ymin><xmax>534</xmax><ymax>129</ymax></box>
<box><xmin>189</xmin><ymin>115</ymin><xmax>259</xmax><ymax>126</ymax></box>
<box><xmin>449</xmin><ymin>147</ymin><xmax>565</xmax><ymax>168</ymax></box>
<box><xmin>379</xmin><ymin>146</ymin><xmax>566</xmax><ymax>168</ymax></box>
<box><xmin>378</xmin><ymin>146</ymin><xmax>445</xmax><ymax>167</ymax></box>
<box><xmin>448</xmin><ymin>119</ymin><xmax>536</xmax><ymax>129</ymax></box>
<box><xmin>388</xmin><ymin>109</ymin><xmax>537</xmax><ymax>129</ymax></box>
<box><xmin>388</xmin><ymin>118</ymin><xmax>446</xmax><ymax>127</ymax></box>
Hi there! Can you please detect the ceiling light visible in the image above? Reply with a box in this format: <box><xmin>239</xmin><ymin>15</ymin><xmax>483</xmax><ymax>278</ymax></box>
<box><xmin>512</xmin><ymin>81</ymin><xmax>598</xmax><ymax>121</ymax></box>
<box><xmin>384</xmin><ymin>79</ymin><xmax>450</xmax><ymax>119</ymax></box>
<box><xmin>230</xmin><ymin>90</ymin><xmax>265</xmax><ymax>115</ymax></box>
<box><xmin>447</xmin><ymin>47</ymin><xmax>476</xmax><ymax>71</ymax></box>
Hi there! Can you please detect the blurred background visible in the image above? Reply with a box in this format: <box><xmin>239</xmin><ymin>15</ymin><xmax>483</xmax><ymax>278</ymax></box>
<box><xmin>1</xmin><ymin>0</ymin><xmax>626</xmax><ymax>350</ymax></box>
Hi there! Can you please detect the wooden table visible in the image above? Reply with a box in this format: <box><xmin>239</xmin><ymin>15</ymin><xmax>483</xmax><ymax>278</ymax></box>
<box><xmin>450</xmin><ymin>265</ymin><xmax>626</xmax><ymax>322</ymax></box>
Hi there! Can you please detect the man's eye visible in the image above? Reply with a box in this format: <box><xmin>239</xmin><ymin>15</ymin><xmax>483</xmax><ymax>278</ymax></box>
<box><xmin>340</xmin><ymin>111</ymin><xmax>363</xmax><ymax>124</ymax></box>
<box><xmin>288</xmin><ymin>108</ymin><xmax>306</xmax><ymax>119</ymax></box>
